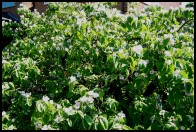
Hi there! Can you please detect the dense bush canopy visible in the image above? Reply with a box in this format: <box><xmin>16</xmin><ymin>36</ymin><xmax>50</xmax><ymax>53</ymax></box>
<box><xmin>2</xmin><ymin>2</ymin><xmax>194</xmax><ymax>130</ymax></box>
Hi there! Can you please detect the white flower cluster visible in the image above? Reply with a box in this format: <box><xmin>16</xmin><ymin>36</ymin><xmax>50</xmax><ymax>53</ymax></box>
<box><xmin>119</xmin><ymin>49</ymin><xmax>124</xmax><ymax>54</ymax></box>
<box><xmin>2</xmin><ymin>60</ymin><xmax>8</xmax><ymax>64</ymax></box>
<box><xmin>173</xmin><ymin>69</ymin><xmax>180</xmax><ymax>78</ymax></box>
<box><xmin>119</xmin><ymin>74</ymin><xmax>125</xmax><ymax>80</ymax></box>
<box><xmin>19</xmin><ymin>91</ymin><xmax>31</xmax><ymax>98</ymax></box>
<box><xmin>180</xmin><ymin>126</ymin><xmax>185</xmax><ymax>130</ymax></box>
<box><xmin>76</xmin><ymin>72</ymin><xmax>82</xmax><ymax>78</ymax></box>
<box><xmin>134</xmin><ymin>72</ymin><xmax>139</xmax><ymax>77</ymax></box>
<box><xmin>77</xmin><ymin>17</ymin><xmax>87</xmax><ymax>27</ymax></box>
<box><xmin>2</xmin><ymin>21</ymin><xmax>8</xmax><ymax>27</ymax></box>
<box><xmin>185</xmin><ymin>92</ymin><xmax>192</xmax><ymax>96</ymax></box>
<box><xmin>164</xmin><ymin>34</ymin><xmax>173</xmax><ymax>39</ymax></box>
<box><xmin>54</xmin><ymin>115</ymin><xmax>64</xmax><ymax>123</ymax></box>
<box><xmin>42</xmin><ymin>95</ymin><xmax>50</xmax><ymax>102</ymax></box>
<box><xmin>117</xmin><ymin>111</ymin><xmax>125</xmax><ymax>118</ymax></box>
<box><xmin>69</xmin><ymin>76</ymin><xmax>76</xmax><ymax>83</ymax></box>
<box><xmin>166</xmin><ymin>60</ymin><xmax>172</xmax><ymax>65</ymax></box>
<box><xmin>140</xmin><ymin>73</ymin><xmax>147</xmax><ymax>78</ymax></box>
<box><xmin>74</xmin><ymin>91</ymin><xmax>99</xmax><ymax>107</ymax></box>
<box><xmin>56</xmin><ymin>104</ymin><xmax>62</xmax><ymax>109</ymax></box>
<box><xmin>34</xmin><ymin>122</ymin><xmax>41</xmax><ymax>129</ymax></box>
<box><xmin>2</xmin><ymin>111</ymin><xmax>6</xmax><ymax>116</ymax></box>
<box><xmin>74</xmin><ymin>100</ymin><xmax>80</xmax><ymax>109</ymax></box>
<box><xmin>138</xmin><ymin>59</ymin><xmax>149</xmax><ymax>67</ymax></box>
<box><xmin>150</xmin><ymin>70</ymin><xmax>155</xmax><ymax>75</ymax></box>
<box><xmin>41</xmin><ymin>125</ymin><xmax>52</xmax><ymax>130</ymax></box>
<box><xmin>150</xmin><ymin>115</ymin><xmax>156</xmax><ymax>123</ymax></box>
<box><xmin>63</xmin><ymin>106</ymin><xmax>73</xmax><ymax>114</ymax></box>
<box><xmin>164</xmin><ymin>51</ymin><xmax>172</xmax><ymax>57</ymax></box>
<box><xmin>164</xmin><ymin>34</ymin><xmax>175</xmax><ymax>45</ymax></box>
<box><xmin>133</xmin><ymin>45</ymin><xmax>143</xmax><ymax>55</ymax></box>
<box><xmin>88</xmin><ymin>91</ymin><xmax>99</xmax><ymax>98</ymax></box>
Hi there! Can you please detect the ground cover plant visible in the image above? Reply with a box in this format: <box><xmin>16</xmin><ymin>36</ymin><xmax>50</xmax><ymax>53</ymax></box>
<box><xmin>2</xmin><ymin>2</ymin><xmax>194</xmax><ymax>130</ymax></box>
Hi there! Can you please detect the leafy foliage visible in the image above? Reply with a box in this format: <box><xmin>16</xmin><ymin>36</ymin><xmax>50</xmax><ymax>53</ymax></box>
<box><xmin>2</xmin><ymin>2</ymin><xmax>194</xmax><ymax>130</ymax></box>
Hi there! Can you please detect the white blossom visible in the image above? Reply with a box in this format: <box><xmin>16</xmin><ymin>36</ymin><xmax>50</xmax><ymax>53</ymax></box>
<box><xmin>87</xmin><ymin>97</ymin><xmax>94</xmax><ymax>103</ymax></box>
<box><xmin>42</xmin><ymin>96</ymin><xmax>50</xmax><ymax>102</ymax></box>
<box><xmin>119</xmin><ymin>49</ymin><xmax>123</xmax><ymax>54</ymax></box>
<box><xmin>164</xmin><ymin>34</ymin><xmax>173</xmax><ymax>39</ymax></box>
<box><xmin>80</xmin><ymin>96</ymin><xmax>88</xmax><ymax>102</ymax></box>
<box><xmin>86</xmin><ymin>50</ymin><xmax>90</xmax><ymax>55</ymax></box>
<box><xmin>150</xmin><ymin>115</ymin><xmax>155</xmax><ymax>123</ymax></box>
<box><xmin>76</xmin><ymin>72</ymin><xmax>82</xmax><ymax>78</ymax></box>
<box><xmin>122</xmin><ymin>64</ymin><xmax>126</xmax><ymax>67</ymax></box>
<box><xmin>170</xmin><ymin>39</ymin><xmax>175</xmax><ymax>45</ymax></box>
<box><xmin>70</xmin><ymin>76</ymin><xmax>76</xmax><ymax>82</ymax></box>
<box><xmin>2</xmin><ymin>60</ymin><xmax>8</xmax><ymax>64</ymax></box>
<box><xmin>57</xmin><ymin>104</ymin><xmax>62</xmax><ymax>109</ymax></box>
<box><xmin>118</xmin><ymin>111</ymin><xmax>125</xmax><ymax>118</ymax></box>
<box><xmin>2</xmin><ymin>111</ymin><xmax>6</xmax><ymax>116</ymax></box>
<box><xmin>185</xmin><ymin>92</ymin><xmax>192</xmax><ymax>96</ymax></box>
<box><xmin>74</xmin><ymin>101</ymin><xmax>80</xmax><ymax>109</ymax></box>
<box><xmin>96</xmin><ymin>48</ymin><xmax>99</xmax><ymax>52</ymax></box>
<box><xmin>11</xmin><ymin>98</ymin><xmax>15</xmax><ymax>102</ymax></box>
<box><xmin>150</xmin><ymin>70</ymin><xmax>155</xmax><ymax>75</ymax></box>
<box><xmin>63</xmin><ymin>106</ymin><xmax>73</xmax><ymax>113</ymax></box>
<box><xmin>132</xmin><ymin>45</ymin><xmax>143</xmax><ymax>55</ymax></box>
<box><xmin>67</xmin><ymin>39</ymin><xmax>71</xmax><ymax>43</ymax></box>
<box><xmin>49</xmin><ymin>100</ymin><xmax>53</xmax><ymax>104</ymax></box>
<box><xmin>56</xmin><ymin>47</ymin><xmax>60</xmax><ymax>51</ymax></box>
<box><xmin>180</xmin><ymin>126</ymin><xmax>185</xmax><ymax>130</ymax></box>
<box><xmin>171</xmin><ymin>30</ymin><xmax>175</xmax><ymax>33</ymax></box>
<box><xmin>88</xmin><ymin>91</ymin><xmax>93</xmax><ymax>96</ymax></box>
<box><xmin>8</xmin><ymin>125</ymin><xmax>15</xmax><ymax>130</ymax></box>
<box><xmin>69</xmin><ymin>45</ymin><xmax>73</xmax><ymax>49</ymax></box>
<box><xmin>119</xmin><ymin>75</ymin><xmax>125</xmax><ymax>80</ymax></box>
<box><xmin>20</xmin><ymin>91</ymin><xmax>31</xmax><ymax>98</ymax></box>
<box><xmin>54</xmin><ymin>115</ymin><xmax>64</xmax><ymax>123</ymax></box>
<box><xmin>65</xmin><ymin>48</ymin><xmax>69</xmax><ymax>51</ymax></box>
<box><xmin>34</xmin><ymin>122</ymin><xmax>41</xmax><ymax>129</ymax></box>
<box><xmin>134</xmin><ymin>72</ymin><xmax>139</xmax><ymax>77</ymax></box>
<box><xmin>164</xmin><ymin>51</ymin><xmax>172</xmax><ymax>57</ymax></box>
<box><xmin>92</xmin><ymin>93</ymin><xmax>99</xmax><ymax>98</ymax></box>
<box><xmin>138</xmin><ymin>59</ymin><xmax>148</xmax><ymax>67</ymax></box>
<box><xmin>88</xmin><ymin>91</ymin><xmax>99</xmax><ymax>98</ymax></box>
<box><xmin>11</xmin><ymin>118</ymin><xmax>15</xmax><ymax>122</ymax></box>
<box><xmin>166</xmin><ymin>60</ymin><xmax>172</xmax><ymax>65</ymax></box>
<box><xmin>41</xmin><ymin>125</ymin><xmax>51</xmax><ymax>130</ymax></box>
<box><xmin>173</xmin><ymin>69</ymin><xmax>181</xmax><ymax>78</ymax></box>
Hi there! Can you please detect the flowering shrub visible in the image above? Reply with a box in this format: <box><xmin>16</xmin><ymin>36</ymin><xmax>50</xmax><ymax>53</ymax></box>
<box><xmin>2</xmin><ymin>2</ymin><xmax>194</xmax><ymax>130</ymax></box>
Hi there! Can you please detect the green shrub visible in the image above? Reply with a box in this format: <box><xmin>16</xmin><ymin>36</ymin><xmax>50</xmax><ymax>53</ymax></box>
<box><xmin>2</xmin><ymin>2</ymin><xmax>194</xmax><ymax>130</ymax></box>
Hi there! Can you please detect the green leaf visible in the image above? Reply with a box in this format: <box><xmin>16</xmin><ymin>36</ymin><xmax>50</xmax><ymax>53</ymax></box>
<box><xmin>85</xmin><ymin>115</ymin><xmax>94</xmax><ymax>126</ymax></box>
<box><xmin>163</xmin><ymin>38</ymin><xmax>170</xmax><ymax>45</ymax></box>
<box><xmin>98</xmin><ymin>116</ymin><xmax>108</xmax><ymax>130</ymax></box>
<box><xmin>36</xmin><ymin>102</ymin><xmax>45</xmax><ymax>113</ymax></box>
<box><xmin>77</xmin><ymin>110</ymin><xmax>84</xmax><ymax>119</ymax></box>
<box><xmin>129</xmin><ymin>56</ymin><xmax>135</xmax><ymax>74</ymax></box>
<box><xmin>180</xmin><ymin>71</ymin><xmax>188</xmax><ymax>78</ymax></box>
<box><xmin>8</xmin><ymin>82</ymin><xmax>15</xmax><ymax>90</ymax></box>
<box><xmin>114</xmin><ymin>61</ymin><xmax>118</xmax><ymax>69</ymax></box>
<box><xmin>168</xmin><ymin>64</ymin><xmax>175</xmax><ymax>74</ymax></box>
<box><xmin>26</xmin><ymin>98</ymin><xmax>32</xmax><ymax>106</ymax></box>
<box><xmin>67</xmin><ymin>118</ymin><xmax>72</xmax><ymax>127</ymax></box>
<box><xmin>184</xmin><ymin>81</ymin><xmax>192</xmax><ymax>93</ymax></box>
